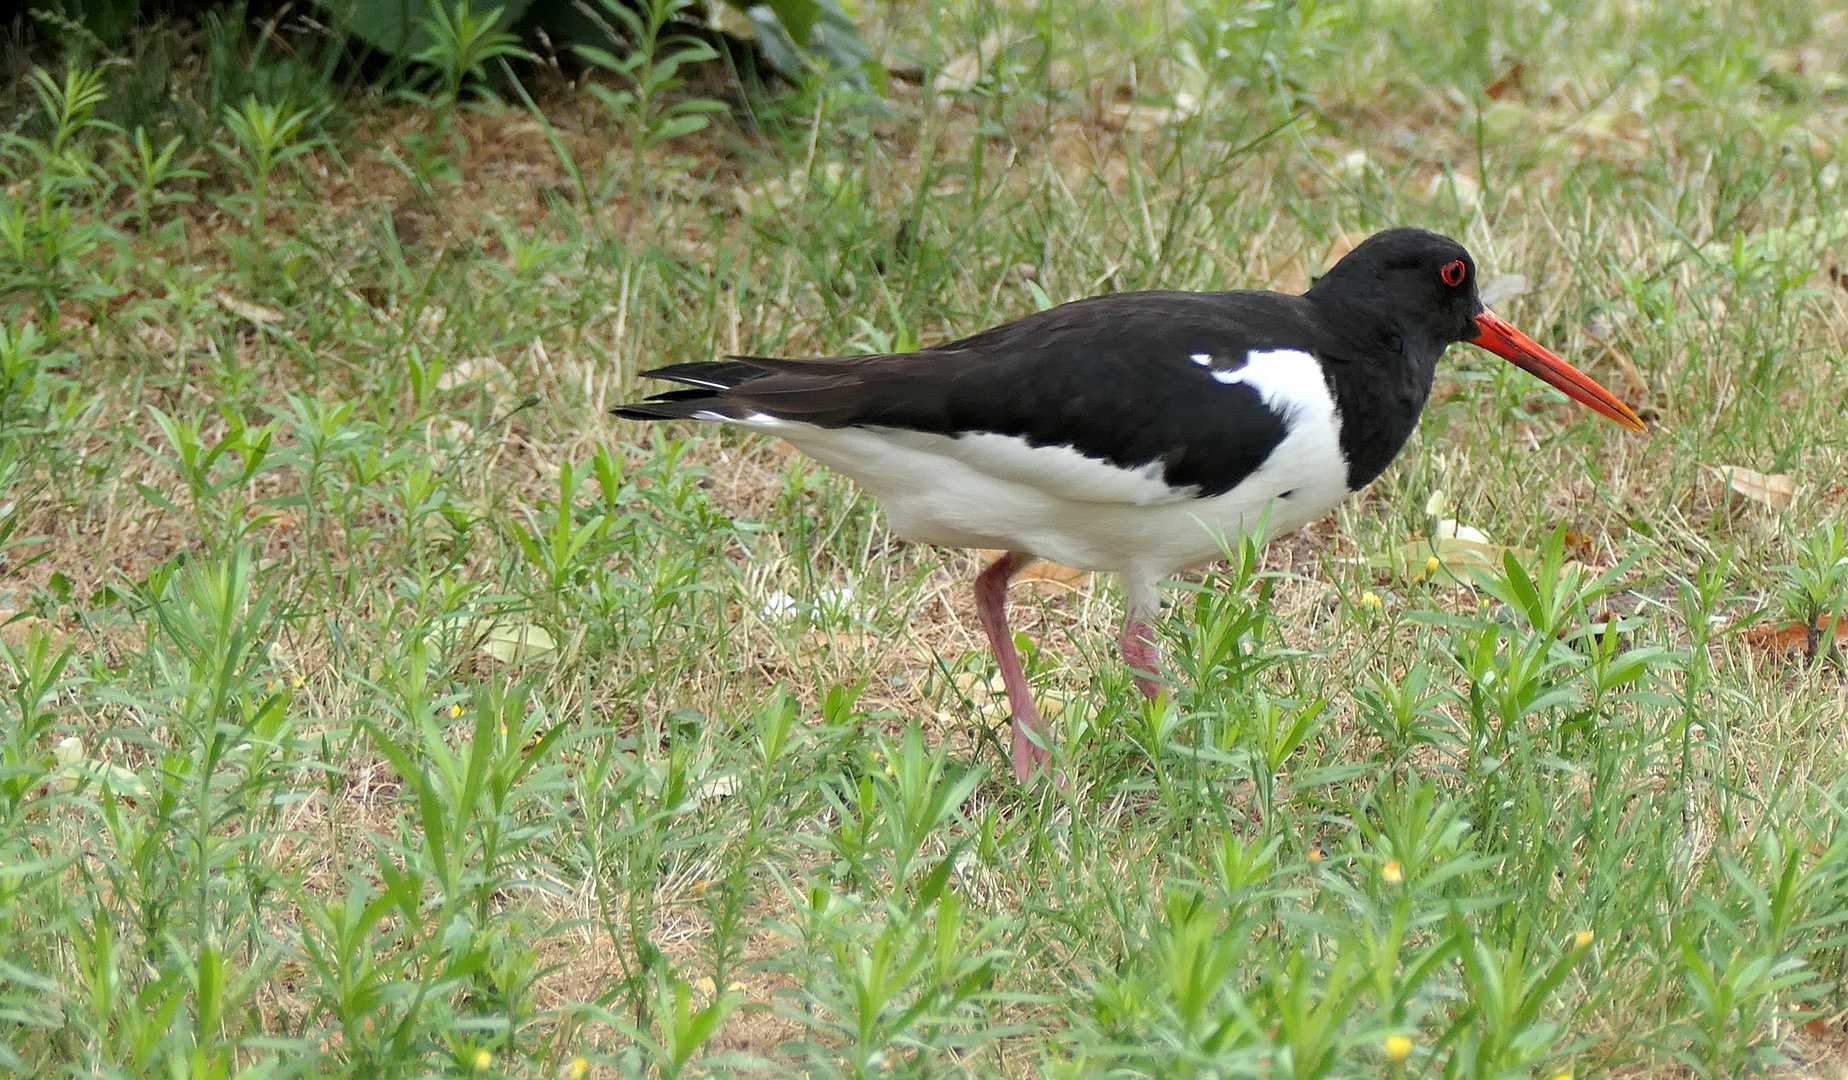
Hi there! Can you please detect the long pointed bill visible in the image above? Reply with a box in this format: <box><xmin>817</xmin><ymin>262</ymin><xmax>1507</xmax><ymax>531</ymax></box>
<box><xmin>1469</xmin><ymin>309</ymin><xmax>1647</xmax><ymax>431</ymax></box>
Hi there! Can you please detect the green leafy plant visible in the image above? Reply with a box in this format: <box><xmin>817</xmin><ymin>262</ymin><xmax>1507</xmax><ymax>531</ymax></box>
<box><xmin>576</xmin><ymin>0</ymin><xmax>728</xmax><ymax>172</ymax></box>
<box><xmin>0</xmin><ymin>64</ymin><xmax>118</xmax><ymax>327</ymax></box>
<box><xmin>0</xmin><ymin>322</ymin><xmax>66</xmax><ymax>436</ymax></box>
<box><xmin>111</xmin><ymin>127</ymin><xmax>204</xmax><ymax>236</ymax></box>
<box><xmin>412</xmin><ymin>0</ymin><xmax>530</xmax><ymax>111</ymax></box>
<box><xmin>576</xmin><ymin>966</ymin><xmax>743</xmax><ymax>1080</ymax></box>
<box><xmin>137</xmin><ymin>405</ymin><xmax>280</xmax><ymax>554</ymax></box>
<box><xmin>769</xmin><ymin>726</ymin><xmax>1009</xmax><ymax>1077</ymax></box>
<box><xmin>213</xmin><ymin>95</ymin><xmax>324</xmax><ymax>254</ymax></box>
<box><xmin>513</xmin><ymin>457</ymin><xmax>615</xmax><ymax>601</ymax></box>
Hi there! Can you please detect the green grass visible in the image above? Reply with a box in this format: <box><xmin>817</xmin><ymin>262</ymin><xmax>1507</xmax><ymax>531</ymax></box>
<box><xmin>4</xmin><ymin>0</ymin><xmax>1848</xmax><ymax>1076</ymax></box>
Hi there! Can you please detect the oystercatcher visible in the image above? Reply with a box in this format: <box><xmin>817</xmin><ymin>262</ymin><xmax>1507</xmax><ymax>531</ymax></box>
<box><xmin>616</xmin><ymin>228</ymin><xmax>1645</xmax><ymax>781</ymax></box>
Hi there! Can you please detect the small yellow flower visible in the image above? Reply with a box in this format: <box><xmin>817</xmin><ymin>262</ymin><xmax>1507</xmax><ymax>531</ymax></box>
<box><xmin>1424</xmin><ymin>555</ymin><xmax>1442</xmax><ymax>574</ymax></box>
<box><xmin>568</xmin><ymin>1055</ymin><xmax>590</xmax><ymax>1080</ymax></box>
<box><xmin>1307</xmin><ymin>844</ymin><xmax>1323</xmax><ymax>865</ymax></box>
<box><xmin>1383</xmin><ymin>859</ymin><xmax>1403</xmax><ymax>884</ymax></box>
<box><xmin>1360</xmin><ymin>591</ymin><xmax>1383</xmax><ymax>610</ymax></box>
<box><xmin>472</xmin><ymin>1048</ymin><xmax>492</xmax><ymax>1071</ymax></box>
<box><xmin>1549</xmin><ymin>1072</ymin><xmax>1572</xmax><ymax>1080</ymax></box>
<box><xmin>1574</xmin><ymin>929</ymin><xmax>1594</xmax><ymax>948</ymax></box>
<box><xmin>450</xmin><ymin>703</ymin><xmax>464</xmax><ymax>718</ymax></box>
<box><xmin>1384</xmin><ymin>1035</ymin><xmax>1412</xmax><ymax>1063</ymax></box>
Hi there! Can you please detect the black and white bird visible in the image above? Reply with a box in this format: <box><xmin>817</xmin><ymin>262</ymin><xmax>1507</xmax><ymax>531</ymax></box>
<box><xmin>616</xmin><ymin>228</ymin><xmax>1646</xmax><ymax>781</ymax></box>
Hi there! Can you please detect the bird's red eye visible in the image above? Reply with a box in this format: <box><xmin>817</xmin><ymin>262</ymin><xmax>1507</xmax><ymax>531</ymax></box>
<box><xmin>1439</xmin><ymin>259</ymin><xmax>1466</xmax><ymax>287</ymax></box>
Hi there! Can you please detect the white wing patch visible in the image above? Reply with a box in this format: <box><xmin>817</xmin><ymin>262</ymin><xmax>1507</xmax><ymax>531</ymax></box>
<box><xmin>1190</xmin><ymin>346</ymin><xmax>1349</xmax><ymax>524</ymax></box>
<box><xmin>1189</xmin><ymin>352</ymin><xmax>1212</xmax><ymax>367</ymax></box>
<box><xmin>1213</xmin><ymin>348</ymin><xmax>1333</xmax><ymax>423</ymax></box>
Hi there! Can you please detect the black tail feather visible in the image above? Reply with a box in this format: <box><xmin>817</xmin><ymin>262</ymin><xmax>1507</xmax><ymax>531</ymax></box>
<box><xmin>612</xmin><ymin>399</ymin><xmax>717</xmax><ymax>422</ymax></box>
<box><xmin>640</xmin><ymin>359</ymin><xmax>777</xmax><ymax>390</ymax></box>
<box><xmin>722</xmin><ymin>353</ymin><xmax>893</xmax><ymax>375</ymax></box>
<box><xmin>616</xmin><ymin>362</ymin><xmax>764</xmax><ymax>422</ymax></box>
<box><xmin>618</xmin><ymin>352</ymin><xmax>889</xmax><ymax>424</ymax></box>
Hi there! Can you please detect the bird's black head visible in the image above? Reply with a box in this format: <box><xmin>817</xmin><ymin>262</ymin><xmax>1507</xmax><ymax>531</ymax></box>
<box><xmin>1304</xmin><ymin>228</ymin><xmax>1483</xmax><ymax>362</ymax></box>
<box><xmin>1302</xmin><ymin>226</ymin><xmax>1648</xmax><ymax>438</ymax></box>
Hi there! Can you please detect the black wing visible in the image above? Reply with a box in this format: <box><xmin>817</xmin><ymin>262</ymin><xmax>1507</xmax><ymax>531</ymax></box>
<box><xmin>616</xmin><ymin>290</ymin><xmax>1341</xmax><ymax>497</ymax></box>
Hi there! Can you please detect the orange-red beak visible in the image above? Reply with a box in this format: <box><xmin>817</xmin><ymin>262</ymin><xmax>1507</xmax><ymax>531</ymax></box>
<box><xmin>1469</xmin><ymin>309</ymin><xmax>1647</xmax><ymax>432</ymax></box>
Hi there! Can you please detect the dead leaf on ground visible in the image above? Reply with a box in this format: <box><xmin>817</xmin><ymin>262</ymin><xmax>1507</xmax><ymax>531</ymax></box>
<box><xmin>949</xmin><ymin>670</ymin><xmax>1009</xmax><ymax>726</ymax></box>
<box><xmin>1705</xmin><ymin>465</ymin><xmax>1795</xmax><ymax>510</ymax></box>
<box><xmin>56</xmin><ymin>299</ymin><xmax>96</xmax><ymax>334</ymax></box>
<box><xmin>1371</xmin><ymin>533</ymin><xmax>1597</xmax><ymax>588</ymax></box>
<box><xmin>475</xmin><ymin>621</ymin><xmax>557</xmax><ymax>665</ymax></box>
<box><xmin>212</xmin><ymin>290</ymin><xmax>284</xmax><ymax>326</ymax></box>
<box><xmin>978</xmin><ymin>549</ymin><xmax>1088</xmax><ymax>595</ymax></box>
<box><xmin>934</xmin><ymin>30</ymin><xmax>1021</xmax><ymax>93</ymax></box>
<box><xmin>800</xmin><ymin>629</ymin><xmax>877</xmax><ymax>657</ymax></box>
<box><xmin>688</xmin><ymin>975</ymin><xmax>750</xmax><ymax>1003</ymax></box>
<box><xmin>695</xmin><ymin>774</ymin><xmax>742</xmax><ymax>802</ymax></box>
<box><xmin>942</xmin><ymin>668</ymin><xmax>1072</xmax><ymax>728</ymax></box>
<box><xmin>1372</xmin><ymin>536</ymin><xmax>1523</xmax><ymax>586</ymax></box>
<box><xmin>1102</xmin><ymin>102</ymin><xmax>1191</xmax><ymax>132</ymax></box>
<box><xmin>53</xmin><ymin>736</ymin><xmax>149</xmax><ymax>798</ymax></box>
<box><xmin>1483</xmin><ymin>61</ymin><xmax>1526</xmax><ymax>100</ymax></box>
<box><xmin>1738</xmin><ymin>613</ymin><xmax>1847</xmax><ymax>656</ymax></box>
<box><xmin>135</xmin><ymin>322</ymin><xmax>178</xmax><ymax>353</ymax></box>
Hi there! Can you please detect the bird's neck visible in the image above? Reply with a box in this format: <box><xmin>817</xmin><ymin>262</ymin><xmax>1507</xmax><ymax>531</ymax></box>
<box><xmin>1308</xmin><ymin>299</ymin><xmax>1445</xmax><ymax>491</ymax></box>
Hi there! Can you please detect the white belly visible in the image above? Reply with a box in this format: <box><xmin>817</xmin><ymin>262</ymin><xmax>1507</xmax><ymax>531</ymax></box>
<box><xmin>730</xmin><ymin>420</ymin><xmax>1349</xmax><ymax>581</ymax></box>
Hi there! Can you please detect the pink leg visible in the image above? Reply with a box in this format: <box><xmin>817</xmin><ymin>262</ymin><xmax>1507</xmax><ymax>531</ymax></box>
<box><xmin>1120</xmin><ymin>616</ymin><xmax>1163</xmax><ymax>699</ymax></box>
<box><xmin>973</xmin><ymin>551</ymin><xmax>1049</xmax><ymax>781</ymax></box>
<box><xmin>1120</xmin><ymin>579</ymin><xmax>1164</xmax><ymax>699</ymax></box>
